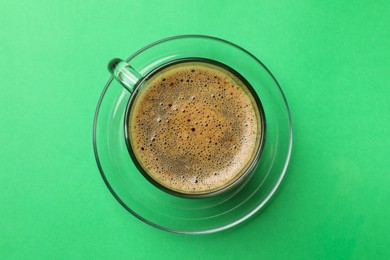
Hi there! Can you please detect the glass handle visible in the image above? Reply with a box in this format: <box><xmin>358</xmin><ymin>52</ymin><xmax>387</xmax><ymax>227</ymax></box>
<box><xmin>108</xmin><ymin>58</ymin><xmax>142</xmax><ymax>93</ymax></box>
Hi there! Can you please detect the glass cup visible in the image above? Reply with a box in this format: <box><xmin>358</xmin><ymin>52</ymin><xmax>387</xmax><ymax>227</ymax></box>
<box><xmin>108</xmin><ymin>57</ymin><xmax>266</xmax><ymax>198</ymax></box>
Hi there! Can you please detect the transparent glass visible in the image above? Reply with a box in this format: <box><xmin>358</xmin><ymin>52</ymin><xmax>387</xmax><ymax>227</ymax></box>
<box><xmin>93</xmin><ymin>35</ymin><xmax>292</xmax><ymax>234</ymax></box>
<box><xmin>114</xmin><ymin>58</ymin><xmax>266</xmax><ymax>198</ymax></box>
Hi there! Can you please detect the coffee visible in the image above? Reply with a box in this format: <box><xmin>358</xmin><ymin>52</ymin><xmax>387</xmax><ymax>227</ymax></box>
<box><xmin>127</xmin><ymin>60</ymin><xmax>263</xmax><ymax>196</ymax></box>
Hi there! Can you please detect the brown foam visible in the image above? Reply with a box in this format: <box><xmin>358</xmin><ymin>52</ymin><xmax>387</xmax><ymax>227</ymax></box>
<box><xmin>129</xmin><ymin>61</ymin><xmax>262</xmax><ymax>195</ymax></box>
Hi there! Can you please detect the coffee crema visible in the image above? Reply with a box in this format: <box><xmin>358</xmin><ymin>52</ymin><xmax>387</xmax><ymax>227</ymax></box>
<box><xmin>128</xmin><ymin>61</ymin><xmax>262</xmax><ymax>195</ymax></box>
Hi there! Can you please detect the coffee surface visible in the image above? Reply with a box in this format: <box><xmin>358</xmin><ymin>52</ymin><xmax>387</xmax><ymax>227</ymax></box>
<box><xmin>129</xmin><ymin>61</ymin><xmax>261</xmax><ymax>195</ymax></box>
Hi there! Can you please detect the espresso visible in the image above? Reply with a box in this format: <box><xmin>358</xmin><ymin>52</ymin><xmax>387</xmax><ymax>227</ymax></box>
<box><xmin>128</xmin><ymin>61</ymin><xmax>262</xmax><ymax>195</ymax></box>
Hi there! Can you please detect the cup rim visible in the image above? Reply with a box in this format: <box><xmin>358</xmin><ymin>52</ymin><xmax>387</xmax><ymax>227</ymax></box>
<box><xmin>123</xmin><ymin>57</ymin><xmax>266</xmax><ymax>199</ymax></box>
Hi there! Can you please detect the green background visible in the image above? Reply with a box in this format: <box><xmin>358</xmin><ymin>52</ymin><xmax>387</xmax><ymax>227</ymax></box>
<box><xmin>1</xmin><ymin>0</ymin><xmax>389</xmax><ymax>259</ymax></box>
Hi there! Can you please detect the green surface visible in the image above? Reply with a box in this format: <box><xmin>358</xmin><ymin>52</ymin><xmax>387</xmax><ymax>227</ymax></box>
<box><xmin>1</xmin><ymin>0</ymin><xmax>389</xmax><ymax>259</ymax></box>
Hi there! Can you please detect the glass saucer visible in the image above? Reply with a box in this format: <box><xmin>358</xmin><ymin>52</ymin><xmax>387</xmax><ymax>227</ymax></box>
<box><xmin>93</xmin><ymin>35</ymin><xmax>292</xmax><ymax>234</ymax></box>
